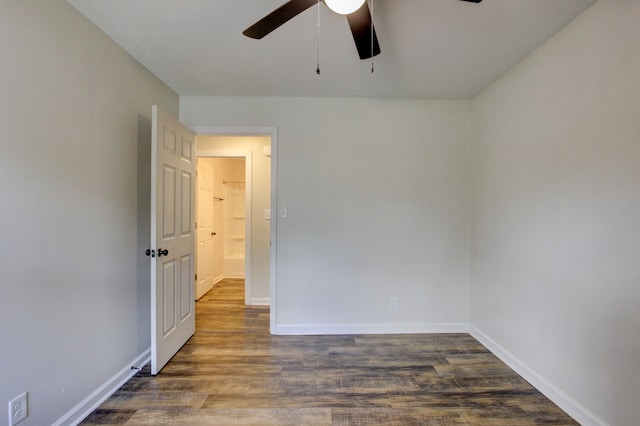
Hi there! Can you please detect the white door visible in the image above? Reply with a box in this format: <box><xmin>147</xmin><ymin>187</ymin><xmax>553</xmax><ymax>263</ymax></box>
<box><xmin>196</xmin><ymin>160</ymin><xmax>215</xmax><ymax>299</ymax></box>
<box><xmin>150</xmin><ymin>105</ymin><xmax>196</xmax><ymax>375</ymax></box>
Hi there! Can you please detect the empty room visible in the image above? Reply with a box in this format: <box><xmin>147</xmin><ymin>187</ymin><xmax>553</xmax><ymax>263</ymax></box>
<box><xmin>1</xmin><ymin>1</ymin><xmax>638</xmax><ymax>425</ymax></box>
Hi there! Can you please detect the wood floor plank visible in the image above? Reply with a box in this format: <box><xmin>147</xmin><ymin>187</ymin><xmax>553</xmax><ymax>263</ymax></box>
<box><xmin>97</xmin><ymin>390</ymin><xmax>208</xmax><ymax>410</ymax></box>
<box><xmin>124</xmin><ymin>407</ymin><xmax>332</xmax><ymax>425</ymax></box>
<box><xmin>80</xmin><ymin>278</ymin><xmax>577</xmax><ymax>425</ymax></box>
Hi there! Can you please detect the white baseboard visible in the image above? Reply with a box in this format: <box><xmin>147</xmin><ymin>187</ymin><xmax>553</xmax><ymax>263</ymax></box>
<box><xmin>53</xmin><ymin>349</ymin><xmax>151</xmax><ymax>426</ymax></box>
<box><xmin>469</xmin><ymin>325</ymin><xmax>607</xmax><ymax>426</ymax></box>
<box><xmin>250</xmin><ymin>297</ymin><xmax>270</xmax><ymax>306</ymax></box>
<box><xmin>275</xmin><ymin>322</ymin><xmax>469</xmax><ymax>335</ymax></box>
<box><xmin>195</xmin><ymin>282</ymin><xmax>213</xmax><ymax>300</ymax></box>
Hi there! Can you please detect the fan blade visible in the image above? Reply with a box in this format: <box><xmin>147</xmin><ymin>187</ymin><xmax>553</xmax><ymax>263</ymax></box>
<box><xmin>243</xmin><ymin>0</ymin><xmax>318</xmax><ymax>39</ymax></box>
<box><xmin>459</xmin><ymin>0</ymin><xmax>483</xmax><ymax>3</ymax></box>
<box><xmin>346</xmin><ymin>2</ymin><xmax>380</xmax><ymax>60</ymax></box>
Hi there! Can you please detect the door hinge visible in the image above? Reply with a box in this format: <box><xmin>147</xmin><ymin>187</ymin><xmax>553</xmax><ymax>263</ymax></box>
<box><xmin>194</xmin><ymin>274</ymin><xmax>198</xmax><ymax>281</ymax></box>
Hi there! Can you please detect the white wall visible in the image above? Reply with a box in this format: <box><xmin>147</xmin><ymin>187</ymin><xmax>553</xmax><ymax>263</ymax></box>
<box><xmin>0</xmin><ymin>1</ymin><xmax>178</xmax><ymax>425</ymax></box>
<box><xmin>181</xmin><ymin>97</ymin><xmax>471</xmax><ymax>333</ymax></box>
<box><xmin>470</xmin><ymin>0</ymin><xmax>640</xmax><ymax>424</ymax></box>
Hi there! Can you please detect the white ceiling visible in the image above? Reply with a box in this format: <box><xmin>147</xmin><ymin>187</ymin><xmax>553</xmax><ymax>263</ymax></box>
<box><xmin>66</xmin><ymin>0</ymin><xmax>597</xmax><ymax>98</ymax></box>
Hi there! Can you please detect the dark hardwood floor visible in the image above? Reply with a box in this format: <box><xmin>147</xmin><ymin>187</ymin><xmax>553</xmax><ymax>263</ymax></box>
<box><xmin>81</xmin><ymin>278</ymin><xmax>576</xmax><ymax>425</ymax></box>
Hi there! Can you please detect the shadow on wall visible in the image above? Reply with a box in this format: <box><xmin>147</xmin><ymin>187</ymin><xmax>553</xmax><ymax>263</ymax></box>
<box><xmin>136</xmin><ymin>114</ymin><xmax>151</xmax><ymax>351</ymax></box>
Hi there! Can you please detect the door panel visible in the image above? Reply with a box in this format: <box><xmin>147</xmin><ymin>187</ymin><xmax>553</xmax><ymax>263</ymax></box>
<box><xmin>151</xmin><ymin>105</ymin><xmax>195</xmax><ymax>375</ymax></box>
<box><xmin>163</xmin><ymin>166</ymin><xmax>176</xmax><ymax>237</ymax></box>
<box><xmin>162</xmin><ymin>260</ymin><xmax>176</xmax><ymax>334</ymax></box>
<box><xmin>181</xmin><ymin>171</ymin><xmax>192</xmax><ymax>235</ymax></box>
<box><xmin>180</xmin><ymin>254</ymin><xmax>192</xmax><ymax>318</ymax></box>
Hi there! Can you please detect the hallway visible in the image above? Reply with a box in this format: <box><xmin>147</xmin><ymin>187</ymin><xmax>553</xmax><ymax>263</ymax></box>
<box><xmin>81</xmin><ymin>279</ymin><xmax>575</xmax><ymax>425</ymax></box>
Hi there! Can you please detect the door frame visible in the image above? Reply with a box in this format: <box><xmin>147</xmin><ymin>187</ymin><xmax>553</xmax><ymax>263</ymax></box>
<box><xmin>193</xmin><ymin>127</ymin><xmax>278</xmax><ymax>334</ymax></box>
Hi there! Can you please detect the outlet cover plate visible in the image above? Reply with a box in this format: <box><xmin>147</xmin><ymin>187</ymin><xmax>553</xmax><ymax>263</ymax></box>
<box><xmin>390</xmin><ymin>297</ymin><xmax>399</xmax><ymax>310</ymax></box>
<box><xmin>8</xmin><ymin>392</ymin><xmax>28</xmax><ymax>426</ymax></box>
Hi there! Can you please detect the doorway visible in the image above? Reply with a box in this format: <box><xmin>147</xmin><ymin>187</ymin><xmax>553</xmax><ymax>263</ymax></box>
<box><xmin>195</xmin><ymin>134</ymin><xmax>273</xmax><ymax>308</ymax></box>
<box><xmin>196</xmin><ymin>157</ymin><xmax>246</xmax><ymax>299</ymax></box>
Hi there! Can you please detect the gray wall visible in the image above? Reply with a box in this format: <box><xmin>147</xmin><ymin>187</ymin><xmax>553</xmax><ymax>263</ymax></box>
<box><xmin>0</xmin><ymin>1</ymin><xmax>178</xmax><ymax>425</ymax></box>
<box><xmin>181</xmin><ymin>97</ymin><xmax>472</xmax><ymax>332</ymax></box>
<box><xmin>470</xmin><ymin>0</ymin><xmax>640</xmax><ymax>424</ymax></box>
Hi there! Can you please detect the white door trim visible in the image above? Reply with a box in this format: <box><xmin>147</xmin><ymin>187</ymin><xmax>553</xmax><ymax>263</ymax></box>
<box><xmin>193</xmin><ymin>126</ymin><xmax>278</xmax><ymax>335</ymax></box>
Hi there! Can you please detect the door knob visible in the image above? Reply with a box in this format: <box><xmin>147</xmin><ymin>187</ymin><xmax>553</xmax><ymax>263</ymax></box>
<box><xmin>157</xmin><ymin>248</ymin><xmax>169</xmax><ymax>257</ymax></box>
<box><xmin>211</xmin><ymin>232</ymin><xmax>216</xmax><ymax>236</ymax></box>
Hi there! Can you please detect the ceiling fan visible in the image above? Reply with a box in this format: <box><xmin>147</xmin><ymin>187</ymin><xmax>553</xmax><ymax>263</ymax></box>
<box><xmin>243</xmin><ymin>0</ymin><xmax>484</xmax><ymax>60</ymax></box>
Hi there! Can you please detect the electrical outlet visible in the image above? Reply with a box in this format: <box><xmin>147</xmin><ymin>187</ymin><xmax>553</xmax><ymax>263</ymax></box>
<box><xmin>390</xmin><ymin>297</ymin><xmax>399</xmax><ymax>310</ymax></box>
<box><xmin>8</xmin><ymin>392</ymin><xmax>27</xmax><ymax>426</ymax></box>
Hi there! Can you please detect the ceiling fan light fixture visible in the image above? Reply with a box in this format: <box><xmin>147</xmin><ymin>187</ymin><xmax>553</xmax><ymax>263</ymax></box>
<box><xmin>325</xmin><ymin>0</ymin><xmax>366</xmax><ymax>15</ymax></box>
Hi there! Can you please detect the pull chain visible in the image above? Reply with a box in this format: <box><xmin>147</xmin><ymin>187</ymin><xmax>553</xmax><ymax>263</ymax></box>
<box><xmin>316</xmin><ymin>0</ymin><xmax>321</xmax><ymax>74</ymax></box>
<box><xmin>371</xmin><ymin>0</ymin><xmax>375</xmax><ymax>73</ymax></box>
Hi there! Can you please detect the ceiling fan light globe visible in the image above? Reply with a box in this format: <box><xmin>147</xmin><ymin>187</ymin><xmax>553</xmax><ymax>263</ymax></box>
<box><xmin>325</xmin><ymin>0</ymin><xmax>366</xmax><ymax>15</ymax></box>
